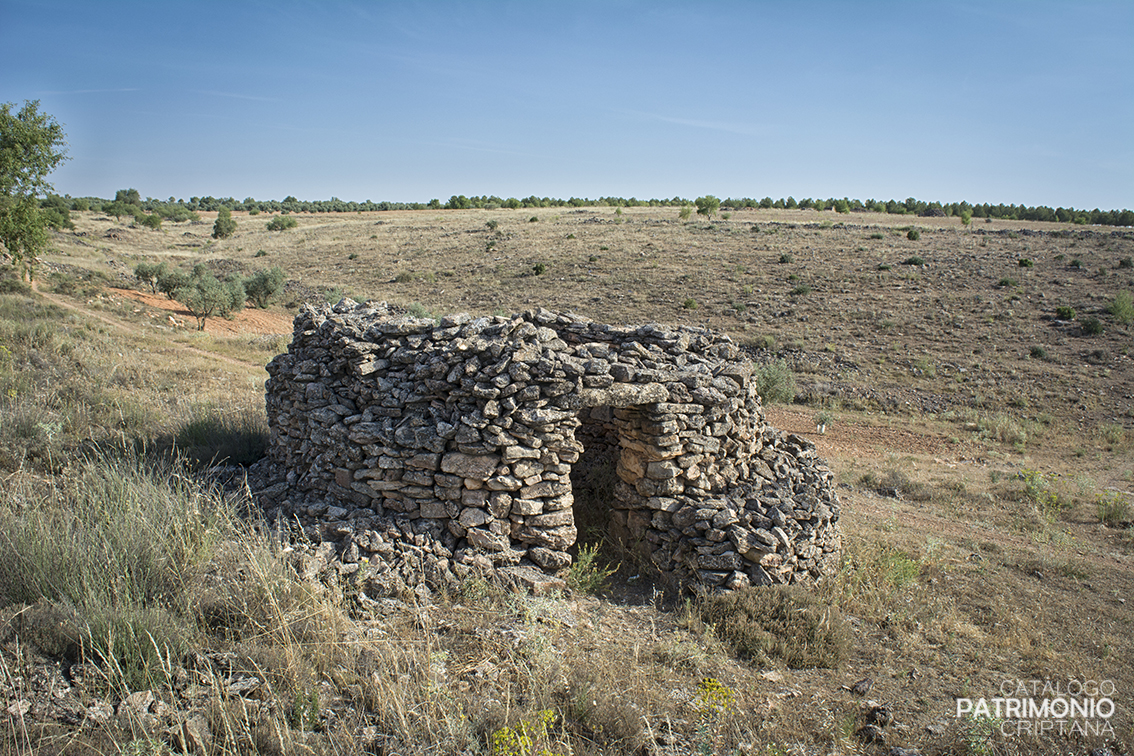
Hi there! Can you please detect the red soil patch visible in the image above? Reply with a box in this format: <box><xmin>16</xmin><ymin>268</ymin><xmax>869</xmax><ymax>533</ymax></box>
<box><xmin>108</xmin><ymin>288</ymin><xmax>293</xmax><ymax>335</ymax></box>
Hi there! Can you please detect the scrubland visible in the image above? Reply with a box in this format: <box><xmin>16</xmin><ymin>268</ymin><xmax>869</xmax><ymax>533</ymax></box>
<box><xmin>0</xmin><ymin>206</ymin><xmax>1131</xmax><ymax>755</ymax></box>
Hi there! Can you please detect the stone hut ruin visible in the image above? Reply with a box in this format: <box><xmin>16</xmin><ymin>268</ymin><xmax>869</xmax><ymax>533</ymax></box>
<box><xmin>263</xmin><ymin>300</ymin><xmax>841</xmax><ymax>595</ymax></box>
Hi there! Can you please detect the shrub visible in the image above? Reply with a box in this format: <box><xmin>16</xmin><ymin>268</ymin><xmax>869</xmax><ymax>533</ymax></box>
<box><xmin>266</xmin><ymin>215</ymin><xmax>298</xmax><ymax>231</ymax></box>
<box><xmin>753</xmin><ymin>359</ymin><xmax>797</xmax><ymax>404</ymax></box>
<box><xmin>906</xmin><ymin>228</ymin><xmax>920</xmax><ymax>241</ymax></box>
<box><xmin>778</xmin><ymin>253</ymin><xmax>793</xmax><ymax>264</ymax></box>
<box><xmin>156</xmin><ymin>267</ymin><xmax>190</xmax><ymax>299</ymax></box>
<box><xmin>695</xmin><ymin>195</ymin><xmax>720</xmax><ymax>220</ymax></box>
<box><xmin>1119</xmin><ymin>257</ymin><xmax>1133</xmax><ymax>269</ymax></box>
<box><xmin>133</xmin><ymin>261</ymin><xmax>167</xmax><ymax>293</ymax></box>
<box><xmin>254</xmin><ymin>249</ymin><xmax>267</xmax><ymax>257</ymax></box>
<box><xmin>1080</xmin><ymin>316</ymin><xmax>1104</xmax><ymax>335</ymax></box>
<box><xmin>567</xmin><ymin>543</ymin><xmax>618</xmax><ymax>595</ymax></box>
<box><xmin>532</xmin><ymin>262</ymin><xmax>547</xmax><ymax>275</ymax></box>
<box><xmin>998</xmin><ymin>278</ymin><xmax>1018</xmax><ymax>288</ymax></box>
<box><xmin>1030</xmin><ymin>346</ymin><xmax>1048</xmax><ymax>360</ymax></box>
<box><xmin>136</xmin><ymin>213</ymin><xmax>163</xmax><ymax>231</ymax></box>
<box><xmin>877</xmin><ymin>263</ymin><xmax>892</xmax><ymax>271</ymax></box>
<box><xmin>528</xmin><ymin>216</ymin><xmax>538</xmax><ymax>223</ymax></box>
<box><xmin>485</xmin><ymin>219</ymin><xmax>498</xmax><ymax>231</ymax></box>
<box><xmin>1097</xmin><ymin>492</ymin><xmax>1131</xmax><ymax>527</ymax></box>
<box><xmin>902</xmin><ymin>256</ymin><xmax>924</xmax><ymax>266</ymax></box>
<box><xmin>682</xmin><ymin>297</ymin><xmax>698</xmax><ymax>310</ymax></box>
<box><xmin>790</xmin><ymin>284</ymin><xmax>811</xmax><ymax>296</ymax></box>
<box><xmin>869</xmin><ymin>232</ymin><xmax>884</xmax><ymax>239</ymax></box>
<box><xmin>212</xmin><ymin>206</ymin><xmax>236</xmax><ymax>239</ymax></box>
<box><xmin>243</xmin><ymin>266</ymin><xmax>286</xmax><ymax>308</ymax></box>
<box><xmin>1069</xmin><ymin>258</ymin><xmax>1082</xmax><ymax>269</ymax></box>
<box><xmin>1108</xmin><ymin>291</ymin><xmax>1133</xmax><ymax>324</ymax></box>
<box><xmin>406</xmin><ymin>302</ymin><xmax>434</xmax><ymax>320</ymax></box>
<box><xmin>697</xmin><ymin>586</ymin><xmax>851</xmax><ymax>669</ymax></box>
<box><xmin>394</xmin><ymin>271</ymin><xmax>414</xmax><ymax>283</ymax></box>
<box><xmin>1055</xmin><ymin>306</ymin><xmax>1076</xmax><ymax>320</ymax></box>
<box><xmin>1018</xmin><ymin>258</ymin><xmax>1034</xmax><ymax>267</ymax></box>
<box><xmin>678</xmin><ymin>205</ymin><xmax>692</xmax><ymax>220</ymax></box>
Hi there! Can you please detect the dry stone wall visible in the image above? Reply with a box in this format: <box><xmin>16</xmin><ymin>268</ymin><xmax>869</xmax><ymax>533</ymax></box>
<box><xmin>263</xmin><ymin>300</ymin><xmax>841</xmax><ymax>595</ymax></box>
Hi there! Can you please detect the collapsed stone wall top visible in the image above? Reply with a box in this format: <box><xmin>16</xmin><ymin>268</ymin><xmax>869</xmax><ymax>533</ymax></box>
<box><xmin>263</xmin><ymin>299</ymin><xmax>841</xmax><ymax>595</ymax></box>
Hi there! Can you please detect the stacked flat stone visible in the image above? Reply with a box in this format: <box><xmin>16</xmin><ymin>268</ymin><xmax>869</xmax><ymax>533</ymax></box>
<box><xmin>264</xmin><ymin>299</ymin><xmax>841</xmax><ymax>594</ymax></box>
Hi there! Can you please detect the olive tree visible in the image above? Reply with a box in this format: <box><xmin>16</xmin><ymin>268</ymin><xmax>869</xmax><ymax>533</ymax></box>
<box><xmin>695</xmin><ymin>195</ymin><xmax>720</xmax><ymax>221</ymax></box>
<box><xmin>0</xmin><ymin>100</ymin><xmax>68</xmax><ymax>278</ymax></box>
<box><xmin>243</xmin><ymin>266</ymin><xmax>285</xmax><ymax>308</ymax></box>
<box><xmin>174</xmin><ymin>264</ymin><xmax>246</xmax><ymax>330</ymax></box>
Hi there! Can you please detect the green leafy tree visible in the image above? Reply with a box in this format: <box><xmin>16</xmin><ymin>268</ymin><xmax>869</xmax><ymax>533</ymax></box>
<box><xmin>212</xmin><ymin>206</ymin><xmax>236</xmax><ymax>239</ymax></box>
<box><xmin>157</xmin><ymin>266</ymin><xmax>190</xmax><ymax>299</ymax></box>
<box><xmin>133</xmin><ymin>261</ymin><xmax>169</xmax><ymax>293</ymax></box>
<box><xmin>115</xmin><ymin>188</ymin><xmax>141</xmax><ymax>207</ymax></box>
<box><xmin>174</xmin><ymin>265</ymin><xmax>246</xmax><ymax>330</ymax></box>
<box><xmin>243</xmin><ymin>266</ymin><xmax>286</xmax><ymax>308</ymax></box>
<box><xmin>0</xmin><ymin>100</ymin><xmax>68</xmax><ymax>278</ymax></box>
<box><xmin>695</xmin><ymin>195</ymin><xmax>720</xmax><ymax>221</ymax></box>
<box><xmin>137</xmin><ymin>213</ymin><xmax>162</xmax><ymax>230</ymax></box>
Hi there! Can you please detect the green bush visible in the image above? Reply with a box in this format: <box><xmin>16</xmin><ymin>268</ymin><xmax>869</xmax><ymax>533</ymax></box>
<box><xmin>753</xmin><ymin>359</ymin><xmax>797</xmax><ymax>404</ymax></box>
<box><xmin>212</xmin><ymin>207</ymin><xmax>236</xmax><ymax>239</ymax></box>
<box><xmin>906</xmin><ymin>228</ymin><xmax>920</xmax><ymax>241</ymax></box>
<box><xmin>485</xmin><ymin>219</ymin><xmax>498</xmax><ymax>231</ymax></box>
<box><xmin>567</xmin><ymin>543</ymin><xmax>618</xmax><ymax>595</ymax></box>
<box><xmin>789</xmin><ymin>284</ymin><xmax>811</xmax><ymax>296</ymax></box>
<box><xmin>156</xmin><ymin>267</ymin><xmax>190</xmax><ymax>299</ymax></box>
<box><xmin>778</xmin><ymin>253</ymin><xmax>793</xmax><ymax>264</ymax></box>
<box><xmin>532</xmin><ymin>262</ymin><xmax>547</xmax><ymax>275</ymax></box>
<box><xmin>137</xmin><ymin>213</ymin><xmax>163</xmax><ymax>231</ymax></box>
<box><xmin>697</xmin><ymin>586</ymin><xmax>851</xmax><ymax>669</ymax></box>
<box><xmin>1030</xmin><ymin>346</ymin><xmax>1048</xmax><ymax>360</ymax></box>
<box><xmin>695</xmin><ymin>195</ymin><xmax>720</xmax><ymax>220</ymax></box>
<box><xmin>682</xmin><ymin>297</ymin><xmax>697</xmax><ymax>310</ymax></box>
<box><xmin>243</xmin><ymin>266</ymin><xmax>286</xmax><ymax>308</ymax></box>
<box><xmin>1108</xmin><ymin>291</ymin><xmax>1133</xmax><ymax>324</ymax></box>
<box><xmin>1097</xmin><ymin>492</ymin><xmax>1131</xmax><ymax>527</ymax></box>
<box><xmin>998</xmin><ymin>278</ymin><xmax>1018</xmax><ymax>288</ymax></box>
<box><xmin>133</xmin><ymin>261</ymin><xmax>168</xmax><ymax>294</ymax></box>
<box><xmin>1018</xmin><ymin>258</ymin><xmax>1034</xmax><ymax>267</ymax></box>
<box><xmin>678</xmin><ymin>205</ymin><xmax>692</xmax><ymax>220</ymax></box>
<box><xmin>1080</xmin><ymin>316</ymin><xmax>1104</xmax><ymax>335</ymax></box>
<box><xmin>1055</xmin><ymin>306</ymin><xmax>1076</xmax><ymax>320</ymax></box>
<box><xmin>266</xmin><ymin>214</ymin><xmax>298</xmax><ymax>231</ymax></box>
<box><xmin>902</xmin><ymin>256</ymin><xmax>924</xmax><ymax>266</ymax></box>
<box><xmin>1119</xmin><ymin>257</ymin><xmax>1133</xmax><ymax>269</ymax></box>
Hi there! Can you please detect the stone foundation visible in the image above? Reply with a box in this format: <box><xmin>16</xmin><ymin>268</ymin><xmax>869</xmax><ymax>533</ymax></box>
<box><xmin>263</xmin><ymin>300</ymin><xmax>841</xmax><ymax>594</ymax></box>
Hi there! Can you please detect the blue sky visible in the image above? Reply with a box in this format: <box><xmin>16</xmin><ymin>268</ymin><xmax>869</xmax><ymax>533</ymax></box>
<box><xmin>2</xmin><ymin>0</ymin><xmax>1131</xmax><ymax>209</ymax></box>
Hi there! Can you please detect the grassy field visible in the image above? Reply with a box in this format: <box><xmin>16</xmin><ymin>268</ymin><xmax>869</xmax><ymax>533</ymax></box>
<box><xmin>0</xmin><ymin>207</ymin><xmax>1130</xmax><ymax>755</ymax></box>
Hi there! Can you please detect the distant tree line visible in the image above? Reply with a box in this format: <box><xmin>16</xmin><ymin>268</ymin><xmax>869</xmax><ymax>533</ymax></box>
<box><xmin>51</xmin><ymin>190</ymin><xmax>1133</xmax><ymax>227</ymax></box>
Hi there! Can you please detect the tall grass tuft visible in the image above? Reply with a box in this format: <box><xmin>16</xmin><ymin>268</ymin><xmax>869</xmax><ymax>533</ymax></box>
<box><xmin>0</xmin><ymin>450</ymin><xmax>236</xmax><ymax>690</ymax></box>
<box><xmin>173</xmin><ymin>404</ymin><xmax>270</xmax><ymax>467</ymax></box>
<box><xmin>697</xmin><ymin>585</ymin><xmax>851</xmax><ymax>669</ymax></box>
